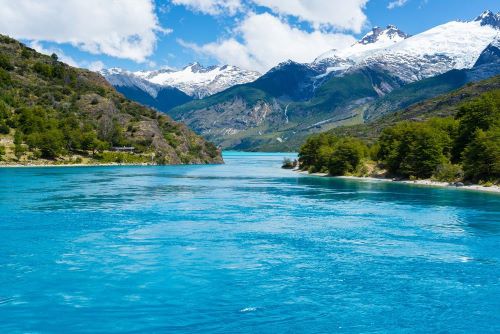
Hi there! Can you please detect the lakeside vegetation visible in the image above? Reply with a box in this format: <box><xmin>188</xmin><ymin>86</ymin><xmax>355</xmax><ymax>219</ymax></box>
<box><xmin>298</xmin><ymin>90</ymin><xmax>500</xmax><ymax>185</ymax></box>
<box><xmin>0</xmin><ymin>35</ymin><xmax>222</xmax><ymax>165</ymax></box>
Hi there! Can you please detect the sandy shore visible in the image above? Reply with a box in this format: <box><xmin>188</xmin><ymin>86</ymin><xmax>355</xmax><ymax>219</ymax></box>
<box><xmin>294</xmin><ymin>170</ymin><xmax>500</xmax><ymax>194</ymax></box>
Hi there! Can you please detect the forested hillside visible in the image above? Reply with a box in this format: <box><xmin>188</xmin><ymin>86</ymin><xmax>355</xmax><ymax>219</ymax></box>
<box><xmin>0</xmin><ymin>35</ymin><xmax>222</xmax><ymax>165</ymax></box>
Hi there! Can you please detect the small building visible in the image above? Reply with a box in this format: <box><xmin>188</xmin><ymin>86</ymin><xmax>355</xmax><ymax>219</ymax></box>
<box><xmin>111</xmin><ymin>146</ymin><xmax>135</xmax><ymax>152</ymax></box>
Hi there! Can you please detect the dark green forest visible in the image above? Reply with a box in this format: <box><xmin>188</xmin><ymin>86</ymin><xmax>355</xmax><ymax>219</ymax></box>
<box><xmin>298</xmin><ymin>90</ymin><xmax>500</xmax><ymax>184</ymax></box>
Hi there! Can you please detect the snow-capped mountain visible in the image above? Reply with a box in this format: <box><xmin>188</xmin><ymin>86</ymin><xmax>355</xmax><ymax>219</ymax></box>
<box><xmin>315</xmin><ymin>11</ymin><xmax>500</xmax><ymax>83</ymax></box>
<box><xmin>101</xmin><ymin>68</ymin><xmax>163</xmax><ymax>98</ymax></box>
<box><xmin>100</xmin><ymin>68</ymin><xmax>193</xmax><ymax>112</ymax></box>
<box><xmin>316</xmin><ymin>25</ymin><xmax>409</xmax><ymax>64</ymax></box>
<box><xmin>133</xmin><ymin>63</ymin><xmax>261</xmax><ymax>99</ymax></box>
<box><xmin>101</xmin><ymin>63</ymin><xmax>261</xmax><ymax>100</ymax></box>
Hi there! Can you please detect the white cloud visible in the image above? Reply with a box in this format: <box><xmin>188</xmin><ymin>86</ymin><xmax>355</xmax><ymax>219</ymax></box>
<box><xmin>172</xmin><ymin>0</ymin><xmax>369</xmax><ymax>33</ymax></box>
<box><xmin>181</xmin><ymin>13</ymin><xmax>356</xmax><ymax>72</ymax></box>
<box><xmin>0</xmin><ymin>0</ymin><xmax>167</xmax><ymax>62</ymax></box>
<box><xmin>251</xmin><ymin>0</ymin><xmax>369</xmax><ymax>32</ymax></box>
<box><xmin>388</xmin><ymin>0</ymin><xmax>409</xmax><ymax>9</ymax></box>
<box><xmin>171</xmin><ymin>0</ymin><xmax>243</xmax><ymax>15</ymax></box>
<box><xmin>88</xmin><ymin>61</ymin><xmax>105</xmax><ymax>72</ymax></box>
<box><xmin>29</xmin><ymin>41</ymin><xmax>79</xmax><ymax>67</ymax></box>
<box><xmin>29</xmin><ymin>41</ymin><xmax>106</xmax><ymax>72</ymax></box>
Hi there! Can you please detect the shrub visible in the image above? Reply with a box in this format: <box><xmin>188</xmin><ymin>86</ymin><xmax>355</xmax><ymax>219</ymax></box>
<box><xmin>0</xmin><ymin>122</ymin><xmax>9</xmax><ymax>134</ymax></box>
<box><xmin>432</xmin><ymin>163</ymin><xmax>464</xmax><ymax>182</ymax></box>
<box><xmin>34</xmin><ymin>62</ymin><xmax>53</xmax><ymax>77</ymax></box>
<box><xmin>282</xmin><ymin>158</ymin><xmax>297</xmax><ymax>169</ymax></box>
<box><xmin>0</xmin><ymin>54</ymin><xmax>13</xmax><ymax>70</ymax></box>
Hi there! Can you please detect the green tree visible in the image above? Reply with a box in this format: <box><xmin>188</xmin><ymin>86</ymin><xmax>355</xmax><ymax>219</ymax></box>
<box><xmin>399</xmin><ymin>125</ymin><xmax>448</xmax><ymax>178</ymax></box>
<box><xmin>328</xmin><ymin>137</ymin><xmax>368</xmax><ymax>176</ymax></box>
<box><xmin>453</xmin><ymin>91</ymin><xmax>500</xmax><ymax>162</ymax></box>
<box><xmin>298</xmin><ymin>133</ymin><xmax>338</xmax><ymax>172</ymax></box>
<box><xmin>378</xmin><ymin>121</ymin><xmax>452</xmax><ymax>178</ymax></box>
<box><xmin>14</xmin><ymin>143</ymin><xmax>26</xmax><ymax>160</ymax></box>
<box><xmin>463</xmin><ymin>127</ymin><xmax>500</xmax><ymax>182</ymax></box>
<box><xmin>26</xmin><ymin>129</ymin><xmax>65</xmax><ymax>159</ymax></box>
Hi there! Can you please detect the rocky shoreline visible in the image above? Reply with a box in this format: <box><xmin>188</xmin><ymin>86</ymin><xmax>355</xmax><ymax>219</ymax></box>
<box><xmin>294</xmin><ymin>170</ymin><xmax>500</xmax><ymax>194</ymax></box>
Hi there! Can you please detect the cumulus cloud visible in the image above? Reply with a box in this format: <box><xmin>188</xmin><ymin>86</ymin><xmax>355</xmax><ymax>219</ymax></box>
<box><xmin>29</xmin><ymin>41</ymin><xmax>105</xmax><ymax>71</ymax></box>
<box><xmin>88</xmin><ymin>61</ymin><xmax>105</xmax><ymax>72</ymax></box>
<box><xmin>180</xmin><ymin>13</ymin><xmax>356</xmax><ymax>72</ymax></box>
<box><xmin>388</xmin><ymin>0</ymin><xmax>409</xmax><ymax>9</ymax></box>
<box><xmin>0</xmin><ymin>0</ymin><xmax>167</xmax><ymax>62</ymax></box>
<box><xmin>172</xmin><ymin>0</ymin><xmax>368</xmax><ymax>33</ymax></box>
<box><xmin>29</xmin><ymin>41</ymin><xmax>79</xmax><ymax>67</ymax></box>
<box><xmin>252</xmin><ymin>0</ymin><xmax>368</xmax><ymax>32</ymax></box>
<box><xmin>171</xmin><ymin>0</ymin><xmax>243</xmax><ymax>15</ymax></box>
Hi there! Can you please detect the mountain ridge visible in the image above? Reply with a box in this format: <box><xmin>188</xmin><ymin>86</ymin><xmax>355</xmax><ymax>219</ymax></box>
<box><xmin>102</xmin><ymin>63</ymin><xmax>261</xmax><ymax>99</ymax></box>
<box><xmin>166</xmin><ymin>10</ymin><xmax>500</xmax><ymax>151</ymax></box>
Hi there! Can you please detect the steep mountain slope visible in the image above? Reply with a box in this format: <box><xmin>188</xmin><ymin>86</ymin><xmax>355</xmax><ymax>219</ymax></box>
<box><xmin>0</xmin><ymin>35</ymin><xmax>222</xmax><ymax>165</ymax></box>
<box><xmin>329</xmin><ymin>75</ymin><xmax>500</xmax><ymax>141</ymax></box>
<box><xmin>169</xmin><ymin>66</ymin><xmax>403</xmax><ymax>151</ymax></box>
<box><xmin>102</xmin><ymin>68</ymin><xmax>193</xmax><ymax>113</ymax></box>
<box><xmin>319</xmin><ymin>11</ymin><xmax>499</xmax><ymax>83</ymax></box>
<box><xmin>363</xmin><ymin>40</ymin><xmax>500</xmax><ymax>120</ymax></box>
<box><xmin>167</xmin><ymin>11</ymin><xmax>500</xmax><ymax>151</ymax></box>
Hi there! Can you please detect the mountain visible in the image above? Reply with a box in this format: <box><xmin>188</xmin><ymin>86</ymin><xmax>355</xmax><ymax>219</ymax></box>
<box><xmin>101</xmin><ymin>68</ymin><xmax>193</xmax><ymax>113</ymax></box>
<box><xmin>100</xmin><ymin>63</ymin><xmax>260</xmax><ymax>113</ymax></box>
<box><xmin>363</xmin><ymin>39</ymin><xmax>500</xmax><ymax>120</ymax></box>
<box><xmin>167</xmin><ymin>11</ymin><xmax>500</xmax><ymax>151</ymax></box>
<box><xmin>317</xmin><ymin>11</ymin><xmax>499</xmax><ymax>83</ymax></box>
<box><xmin>315</xmin><ymin>25</ymin><xmax>409</xmax><ymax>67</ymax></box>
<box><xmin>328</xmin><ymin>74</ymin><xmax>500</xmax><ymax>142</ymax></box>
<box><xmin>0</xmin><ymin>35</ymin><xmax>222</xmax><ymax>165</ymax></box>
<box><xmin>134</xmin><ymin>63</ymin><xmax>261</xmax><ymax>99</ymax></box>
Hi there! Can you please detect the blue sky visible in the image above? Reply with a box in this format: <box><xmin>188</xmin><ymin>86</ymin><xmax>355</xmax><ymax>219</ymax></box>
<box><xmin>0</xmin><ymin>0</ymin><xmax>498</xmax><ymax>73</ymax></box>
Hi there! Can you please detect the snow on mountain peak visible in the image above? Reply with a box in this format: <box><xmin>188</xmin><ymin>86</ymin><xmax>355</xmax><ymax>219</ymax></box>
<box><xmin>103</xmin><ymin>63</ymin><xmax>261</xmax><ymax>99</ymax></box>
<box><xmin>100</xmin><ymin>68</ymin><xmax>161</xmax><ymax>98</ymax></box>
<box><xmin>357</xmin><ymin>25</ymin><xmax>409</xmax><ymax>46</ymax></box>
<box><xmin>474</xmin><ymin>10</ymin><xmax>500</xmax><ymax>29</ymax></box>
<box><xmin>315</xmin><ymin>25</ymin><xmax>409</xmax><ymax>64</ymax></box>
<box><xmin>308</xmin><ymin>10</ymin><xmax>500</xmax><ymax>89</ymax></box>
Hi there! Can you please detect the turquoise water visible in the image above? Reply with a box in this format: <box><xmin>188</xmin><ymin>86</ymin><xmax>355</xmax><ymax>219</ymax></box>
<box><xmin>1</xmin><ymin>152</ymin><xmax>499</xmax><ymax>333</ymax></box>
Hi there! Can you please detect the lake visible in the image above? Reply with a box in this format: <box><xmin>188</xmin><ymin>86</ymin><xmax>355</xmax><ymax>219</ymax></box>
<box><xmin>1</xmin><ymin>152</ymin><xmax>499</xmax><ymax>333</ymax></box>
